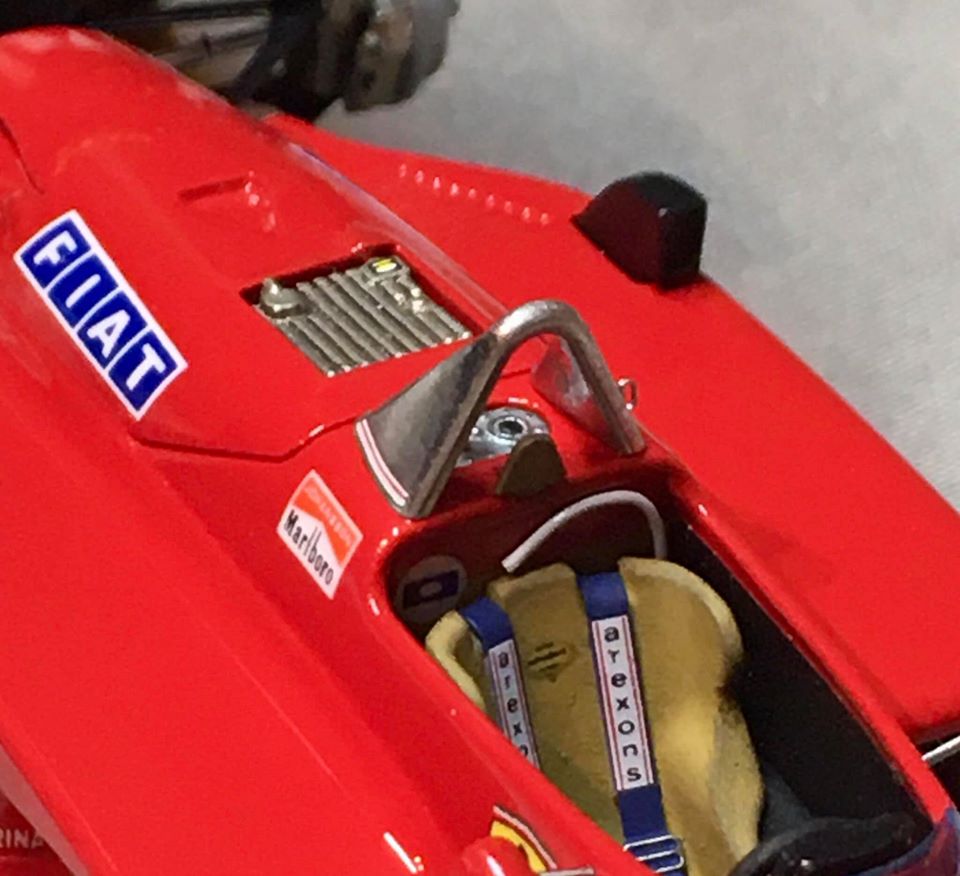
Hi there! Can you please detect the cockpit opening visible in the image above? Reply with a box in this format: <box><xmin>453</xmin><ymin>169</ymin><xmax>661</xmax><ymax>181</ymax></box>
<box><xmin>385</xmin><ymin>484</ymin><xmax>929</xmax><ymax>876</ymax></box>
<box><xmin>359</xmin><ymin>297</ymin><xmax>934</xmax><ymax>876</ymax></box>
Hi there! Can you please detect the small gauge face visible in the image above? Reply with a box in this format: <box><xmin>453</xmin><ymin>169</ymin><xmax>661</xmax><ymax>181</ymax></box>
<box><xmin>394</xmin><ymin>554</ymin><xmax>468</xmax><ymax>627</ymax></box>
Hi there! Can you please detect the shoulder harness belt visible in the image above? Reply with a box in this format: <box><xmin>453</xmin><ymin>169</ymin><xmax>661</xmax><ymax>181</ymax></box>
<box><xmin>578</xmin><ymin>572</ymin><xmax>685</xmax><ymax>874</ymax></box>
<box><xmin>461</xmin><ymin>597</ymin><xmax>541</xmax><ymax>768</ymax></box>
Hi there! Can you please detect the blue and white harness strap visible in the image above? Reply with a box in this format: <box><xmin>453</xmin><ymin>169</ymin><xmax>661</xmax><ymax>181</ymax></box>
<box><xmin>460</xmin><ymin>598</ymin><xmax>541</xmax><ymax>768</ymax></box>
<box><xmin>578</xmin><ymin>572</ymin><xmax>685</xmax><ymax>874</ymax></box>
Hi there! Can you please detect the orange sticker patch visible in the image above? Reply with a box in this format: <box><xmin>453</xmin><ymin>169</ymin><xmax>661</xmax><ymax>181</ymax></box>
<box><xmin>277</xmin><ymin>471</ymin><xmax>362</xmax><ymax>598</ymax></box>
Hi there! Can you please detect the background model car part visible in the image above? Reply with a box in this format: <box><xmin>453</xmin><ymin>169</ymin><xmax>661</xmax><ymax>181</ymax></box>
<box><xmin>0</xmin><ymin>0</ymin><xmax>457</xmax><ymax>118</ymax></box>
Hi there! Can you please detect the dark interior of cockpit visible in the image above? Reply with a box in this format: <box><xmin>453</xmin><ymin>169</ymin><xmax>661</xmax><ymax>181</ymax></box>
<box><xmin>386</xmin><ymin>486</ymin><xmax>933</xmax><ymax>876</ymax></box>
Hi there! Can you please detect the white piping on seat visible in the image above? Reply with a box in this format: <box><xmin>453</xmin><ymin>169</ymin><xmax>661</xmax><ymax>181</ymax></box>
<box><xmin>923</xmin><ymin>734</ymin><xmax>960</xmax><ymax>765</ymax></box>
<box><xmin>501</xmin><ymin>489</ymin><xmax>667</xmax><ymax>574</ymax></box>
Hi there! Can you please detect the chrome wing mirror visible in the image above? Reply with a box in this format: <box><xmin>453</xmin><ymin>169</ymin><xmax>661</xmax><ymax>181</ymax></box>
<box><xmin>355</xmin><ymin>299</ymin><xmax>645</xmax><ymax>519</ymax></box>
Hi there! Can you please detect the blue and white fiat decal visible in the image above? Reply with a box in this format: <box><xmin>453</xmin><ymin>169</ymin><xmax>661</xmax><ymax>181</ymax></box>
<box><xmin>15</xmin><ymin>210</ymin><xmax>187</xmax><ymax>418</ymax></box>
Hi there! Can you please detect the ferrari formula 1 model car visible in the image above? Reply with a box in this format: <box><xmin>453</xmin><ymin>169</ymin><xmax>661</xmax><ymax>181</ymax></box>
<box><xmin>1</xmin><ymin>21</ymin><xmax>960</xmax><ymax>876</ymax></box>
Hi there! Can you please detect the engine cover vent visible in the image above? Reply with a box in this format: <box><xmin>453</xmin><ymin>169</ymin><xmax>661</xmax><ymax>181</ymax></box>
<box><xmin>257</xmin><ymin>256</ymin><xmax>471</xmax><ymax>376</ymax></box>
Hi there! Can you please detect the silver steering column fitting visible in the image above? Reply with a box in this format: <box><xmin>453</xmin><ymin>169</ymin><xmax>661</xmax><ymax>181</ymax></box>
<box><xmin>356</xmin><ymin>299</ymin><xmax>645</xmax><ymax>519</ymax></box>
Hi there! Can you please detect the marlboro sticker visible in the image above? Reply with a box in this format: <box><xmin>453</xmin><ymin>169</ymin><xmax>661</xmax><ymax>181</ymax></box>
<box><xmin>277</xmin><ymin>471</ymin><xmax>363</xmax><ymax>599</ymax></box>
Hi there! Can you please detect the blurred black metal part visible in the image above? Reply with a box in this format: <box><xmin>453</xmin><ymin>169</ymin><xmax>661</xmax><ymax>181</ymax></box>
<box><xmin>0</xmin><ymin>1</ymin><xmax>457</xmax><ymax>118</ymax></box>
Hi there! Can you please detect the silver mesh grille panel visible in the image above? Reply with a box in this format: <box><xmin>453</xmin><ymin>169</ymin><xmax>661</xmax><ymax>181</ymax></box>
<box><xmin>256</xmin><ymin>256</ymin><xmax>472</xmax><ymax>376</ymax></box>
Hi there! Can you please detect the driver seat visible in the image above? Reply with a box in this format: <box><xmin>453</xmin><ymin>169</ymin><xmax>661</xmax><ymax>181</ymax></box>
<box><xmin>427</xmin><ymin>557</ymin><xmax>763</xmax><ymax>876</ymax></box>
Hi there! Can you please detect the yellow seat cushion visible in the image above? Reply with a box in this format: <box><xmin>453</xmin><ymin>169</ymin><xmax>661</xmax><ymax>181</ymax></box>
<box><xmin>426</xmin><ymin>558</ymin><xmax>762</xmax><ymax>876</ymax></box>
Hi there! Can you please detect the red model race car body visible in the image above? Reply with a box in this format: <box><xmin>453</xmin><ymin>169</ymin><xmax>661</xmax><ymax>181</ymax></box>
<box><xmin>0</xmin><ymin>27</ymin><xmax>959</xmax><ymax>876</ymax></box>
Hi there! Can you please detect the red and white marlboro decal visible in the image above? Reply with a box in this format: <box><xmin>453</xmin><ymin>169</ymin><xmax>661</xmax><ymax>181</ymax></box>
<box><xmin>278</xmin><ymin>471</ymin><xmax>363</xmax><ymax>599</ymax></box>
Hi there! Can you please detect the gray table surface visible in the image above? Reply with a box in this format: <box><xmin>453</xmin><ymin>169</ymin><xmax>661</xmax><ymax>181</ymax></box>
<box><xmin>327</xmin><ymin>1</ymin><xmax>960</xmax><ymax>509</ymax></box>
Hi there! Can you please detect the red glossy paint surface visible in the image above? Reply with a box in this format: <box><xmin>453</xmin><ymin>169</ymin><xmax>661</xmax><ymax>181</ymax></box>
<box><xmin>0</xmin><ymin>25</ymin><xmax>955</xmax><ymax>875</ymax></box>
